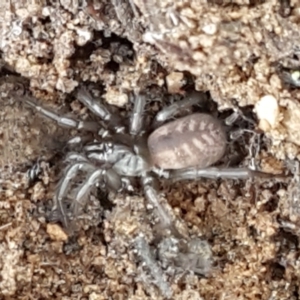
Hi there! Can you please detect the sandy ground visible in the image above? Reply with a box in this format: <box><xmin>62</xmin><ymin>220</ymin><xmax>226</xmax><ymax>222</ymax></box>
<box><xmin>1</xmin><ymin>1</ymin><xmax>300</xmax><ymax>299</ymax></box>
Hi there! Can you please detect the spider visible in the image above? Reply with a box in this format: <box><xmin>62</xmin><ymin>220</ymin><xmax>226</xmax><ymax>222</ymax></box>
<box><xmin>23</xmin><ymin>87</ymin><xmax>281</xmax><ymax>227</ymax></box>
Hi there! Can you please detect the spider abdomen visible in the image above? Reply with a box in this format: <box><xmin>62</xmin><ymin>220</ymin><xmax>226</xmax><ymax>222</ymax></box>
<box><xmin>147</xmin><ymin>113</ymin><xmax>227</xmax><ymax>170</ymax></box>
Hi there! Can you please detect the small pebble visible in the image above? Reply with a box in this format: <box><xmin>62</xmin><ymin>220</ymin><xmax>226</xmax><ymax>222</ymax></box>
<box><xmin>104</xmin><ymin>88</ymin><xmax>128</xmax><ymax>107</ymax></box>
<box><xmin>47</xmin><ymin>223</ymin><xmax>68</xmax><ymax>241</ymax></box>
<box><xmin>166</xmin><ymin>72</ymin><xmax>185</xmax><ymax>94</ymax></box>
<box><xmin>255</xmin><ymin>95</ymin><xmax>279</xmax><ymax>131</ymax></box>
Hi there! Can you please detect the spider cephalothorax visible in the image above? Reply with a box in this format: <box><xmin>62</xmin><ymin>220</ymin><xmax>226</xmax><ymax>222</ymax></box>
<box><xmin>24</xmin><ymin>87</ymin><xmax>279</xmax><ymax>227</ymax></box>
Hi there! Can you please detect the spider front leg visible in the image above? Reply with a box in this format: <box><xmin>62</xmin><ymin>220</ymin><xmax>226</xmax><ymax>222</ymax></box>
<box><xmin>72</xmin><ymin>168</ymin><xmax>123</xmax><ymax>216</ymax></box>
<box><xmin>55</xmin><ymin>159</ymin><xmax>124</xmax><ymax>225</ymax></box>
<box><xmin>68</xmin><ymin>140</ymin><xmax>140</xmax><ymax>216</ymax></box>
<box><xmin>53</xmin><ymin>161</ymin><xmax>96</xmax><ymax>226</ymax></box>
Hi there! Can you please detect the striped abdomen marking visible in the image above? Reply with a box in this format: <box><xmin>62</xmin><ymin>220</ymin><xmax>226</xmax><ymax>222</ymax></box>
<box><xmin>148</xmin><ymin>113</ymin><xmax>227</xmax><ymax>170</ymax></box>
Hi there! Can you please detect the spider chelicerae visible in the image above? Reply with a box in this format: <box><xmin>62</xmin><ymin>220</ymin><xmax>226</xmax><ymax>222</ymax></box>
<box><xmin>24</xmin><ymin>87</ymin><xmax>279</xmax><ymax>228</ymax></box>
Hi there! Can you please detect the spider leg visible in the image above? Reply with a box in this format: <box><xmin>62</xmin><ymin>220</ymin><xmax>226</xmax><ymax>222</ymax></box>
<box><xmin>72</xmin><ymin>168</ymin><xmax>122</xmax><ymax>215</ymax></box>
<box><xmin>72</xmin><ymin>169</ymin><xmax>105</xmax><ymax>215</ymax></box>
<box><xmin>121</xmin><ymin>177</ymin><xmax>135</xmax><ymax>191</ymax></box>
<box><xmin>23</xmin><ymin>96</ymin><xmax>99</xmax><ymax>132</ymax></box>
<box><xmin>53</xmin><ymin>161</ymin><xmax>96</xmax><ymax>226</ymax></box>
<box><xmin>142</xmin><ymin>175</ymin><xmax>174</xmax><ymax>228</ymax></box>
<box><xmin>105</xmin><ymin>168</ymin><xmax>123</xmax><ymax>191</ymax></box>
<box><xmin>169</xmin><ymin>167</ymin><xmax>287</xmax><ymax>182</ymax></box>
<box><xmin>153</xmin><ymin>91</ymin><xmax>207</xmax><ymax>125</ymax></box>
<box><xmin>130</xmin><ymin>93</ymin><xmax>147</xmax><ymax>136</ymax></box>
<box><xmin>77</xmin><ymin>87</ymin><xmax>125</xmax><ymax>133</ymax></box>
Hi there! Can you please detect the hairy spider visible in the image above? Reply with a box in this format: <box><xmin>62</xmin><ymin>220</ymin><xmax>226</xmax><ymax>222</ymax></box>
<box><xmin>23</xmin><ymin>87</ymin><xmax>281</xmax><ymax>227</ymax></box>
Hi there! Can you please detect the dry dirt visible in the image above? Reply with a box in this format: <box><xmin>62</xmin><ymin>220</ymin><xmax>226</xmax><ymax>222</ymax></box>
<box><xmin>1</xmin><ymin>0</ymin><xmax>300</xmax><ymax>299</ymax></box>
